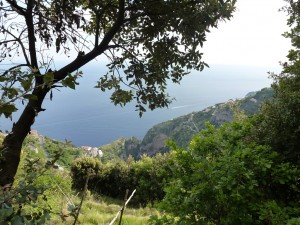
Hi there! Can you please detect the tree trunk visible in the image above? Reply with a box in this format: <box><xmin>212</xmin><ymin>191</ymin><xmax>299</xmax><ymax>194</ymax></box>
<box><xmin>0</xmin><ymin>88</ymin><xmax>48</xmax><ymax>186</ymax></box>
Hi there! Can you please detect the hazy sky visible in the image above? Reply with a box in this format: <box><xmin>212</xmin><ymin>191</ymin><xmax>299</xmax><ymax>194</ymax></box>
<box><xmin>203</xmin><ymin>0</ymin><xmax>291</xmax><ymax>68</ymax></box>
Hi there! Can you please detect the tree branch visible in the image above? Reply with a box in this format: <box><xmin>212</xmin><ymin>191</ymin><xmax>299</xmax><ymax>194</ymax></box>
<box><xmin>5</xmin><ymin>0</ymin><xmax>26</xmax><ymax>16</ymax></box>
<box><xmin>0</xmin><ymin>64</ymin><xmax>29</xmax><ymax>77</ymax></box>
<box><xmin>3</xmin><ymin>27</ymin><xmax>30</xmax><ymax>65</ymax></box>
<box><xmin>25</xmin><ymin>0</ymin><xmax>38</xmax><ymax>69</ymax></box>
<box><xmin>0</xmin><ymin>39</ymin><xmax>16</xmax><ymax>45</ymax></box>
<box><xmin>53</xmin><ymin>0</ymin><xmax>126</xmax><ymax>81</ymax></box>
<box><xmin>95</xmin><ymin>14</ymin><xmax>100</xmax><ymax>47</ymax></box>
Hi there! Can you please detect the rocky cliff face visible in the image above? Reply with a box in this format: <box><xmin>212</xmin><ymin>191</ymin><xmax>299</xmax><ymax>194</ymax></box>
<box><xmin>210</xmin><ymin>103</ymin><xmax>234</xmax><ymax>125</ymax></box>
<box><xmin>132</xmin><ymin>87</ymin><xmax>273</xmax><ymax>157</ymax></box>
<box><xmin>140</xmin><ymin>133</ymin><xmax>169</xmax><ymax>156</ymax></box>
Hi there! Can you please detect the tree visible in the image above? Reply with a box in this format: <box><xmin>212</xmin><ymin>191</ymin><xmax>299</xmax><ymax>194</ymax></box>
<box><xmin>151</xmin><ymin>121</ymin><xmax>300</xmax><ymax>225</ymax></box>
<box><xmin>0</xmin><ymin>0</ymin><xmax>236</xmax><ymax>186</ymax></box>
<box><xmin>254</xmin><ymin>0</ymin><xmax>300</xmax><ymax>165</ymax></box>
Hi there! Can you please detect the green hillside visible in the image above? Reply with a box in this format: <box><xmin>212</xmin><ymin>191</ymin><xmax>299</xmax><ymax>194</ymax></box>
<box><xmin>0</xmin><ymin>132</ymin><xmax>155</xmax><ymax>224</ymax></box>
<box><xmin>125</xmin><ymin>87</ymin><xmax>273</xmax><ymax>157</ymax></box>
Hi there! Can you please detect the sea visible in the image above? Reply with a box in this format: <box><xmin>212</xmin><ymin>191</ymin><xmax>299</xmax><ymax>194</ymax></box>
<box><xmin>0</xmin><ymin>64</ymin><xmax>279</xmax><ymax>147</ymax></box>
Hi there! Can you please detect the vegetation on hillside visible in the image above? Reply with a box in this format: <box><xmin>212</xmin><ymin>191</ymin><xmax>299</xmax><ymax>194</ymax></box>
<box><xmin>71</xmin><ymin>154</ymin><xmax>174</xmax><ymax>207</ymax></box>
<box><xmin>135</xmin><ymin>87</ymin><xmax>273</xmax><ymax>157</ymax></box>
<box><xmin>98</xmin><ymin>88</ymin><xmax>274</xmax><ymax>161</ymax></box>
<box><xmin>0</xmin><ymin>0</ymin><xmax>236</xmax><ymax>186</ymax></box>
<box><xmin>0</xmin><ymin>134</ymin><xmax>156</xmax><ymax>224</ymax></box>
<box><xmin>151</xmin><ymin>118</ymin><xmax>300</xmax><ymax>224</ymax></box>
<box><xmin>2</xmin><ymin>1</ymin><xmax>300</xmax><ymax>224</ymax></box>
<box><xmin>1</xmin><ymin>74</ymin><xmax>298</xmax><ymax>225</ymax></box>
<box><xmin>43</xmin><ymin>137</ymin><xmax>84</xmax><ymax>167</ymax></box>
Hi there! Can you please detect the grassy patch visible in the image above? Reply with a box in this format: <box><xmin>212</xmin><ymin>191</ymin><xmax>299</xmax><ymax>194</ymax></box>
<box><xmin>51</xmin><ymin>194</ymin><xmax>157</xmax><ymax>225</ymax></box>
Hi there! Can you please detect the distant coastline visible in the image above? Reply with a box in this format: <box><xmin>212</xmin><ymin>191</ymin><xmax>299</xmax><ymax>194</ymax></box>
<box><xmin>0</xmin><ymin>64</ymin><xmax>275</xmax><ymax>147</ymax></box>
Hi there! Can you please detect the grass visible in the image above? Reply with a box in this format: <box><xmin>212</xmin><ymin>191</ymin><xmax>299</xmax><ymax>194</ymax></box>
<box><xmin>51</xmin><ymin>193</ymin><xmax>157</xmax><ymax>225</ymax></box>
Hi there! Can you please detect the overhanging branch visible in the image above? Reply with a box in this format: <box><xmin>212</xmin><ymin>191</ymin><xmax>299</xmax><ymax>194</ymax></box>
<box><xmin>6</xmin><ymin>0</ymin><xmax>26</xmax><ymax>16</ymax></box>
<box><xmin>1</xmin><ymin>64</ymin><xmax>30</xmax><ymax>77</ymax></box>
<box><xmin>53</xmin><ymin>0</ymin><xmax>126</xmax><ymax>82</ymax></box>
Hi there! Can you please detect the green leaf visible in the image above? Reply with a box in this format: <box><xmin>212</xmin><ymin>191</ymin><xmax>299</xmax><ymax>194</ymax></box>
<box><xmin>5</xmin><ymin>87</ymin><xmax>19</xmax><ymax>99</ymax></box>
<box><xmin>0</xmin><ymin>76</ymin><xmax>9</xmax><ymax>82</ymax></box>
<box><xmin>62</xmin><ymin>76</ymin><xmax>78</xmax><ymax>90</ymax></box>
<box><xmin>23</xmin><ymin>94</ymin><xmax>38</xmax><ymax>100</ymax></box>
<box><xmin>43</xmin><ymin>72</ymin><xmax>54</xmax><ymax>86</ymax></box>
<box><xmin>20</xmin><ymin>78</ymin><xmax>33</xmax><ymax>92</ymax></box>
<box><xmin>11</xmin><ymin>215</ymin><xmax>23</xmax><ymax>225</ymax></box>
<box><xmin>0</xmin><ymin>104</ymin><xmax>18</xmax><ymax>117</ymax></box>
<box><xmin>0</xmin><ymin>207</ymin><xmax>14</xmax><ymax>220</ymax></box>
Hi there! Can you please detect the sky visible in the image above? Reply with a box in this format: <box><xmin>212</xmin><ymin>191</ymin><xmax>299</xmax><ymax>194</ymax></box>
<box><xmin>202</xmin><ymin>0</ymin><xmax>291</xmax><ymax>68</ymax></box>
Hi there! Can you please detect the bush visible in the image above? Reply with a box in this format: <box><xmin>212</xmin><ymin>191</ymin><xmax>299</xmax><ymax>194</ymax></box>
<box><xmin>71</xmin><ymin>156</ymin><xmax>103</xmax><ymax>190</ymax></box>
<box><xmin>71</xmin><ymin>154</ymin><xmax>175</xmax><ymax>207</ymax></box>
<box><xmin>0</xmin><ymin>156</ymin><xmax>72</xmax><ymax>224</ymax></box>
<box><xmin>152</xmin><ymin>120</ymin><xmax>300</xmax><ymax>225</ymax></box>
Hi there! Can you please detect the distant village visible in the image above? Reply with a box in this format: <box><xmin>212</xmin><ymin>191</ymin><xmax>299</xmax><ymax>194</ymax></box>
<box><xmin>29</xmin><ymin>130</ymin><xmax>104</xmax><ymax>158</ymax></box>
<box><xmin>0</xmin><ymin>130</ymin><xmax>104</xmax><ymax>160</ymax></box>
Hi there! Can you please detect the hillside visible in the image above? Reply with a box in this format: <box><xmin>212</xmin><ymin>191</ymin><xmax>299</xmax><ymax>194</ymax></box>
<box><xmin>121</xmin><ymin>87</ymin><xmax>273</xmax><ymax>158</ymax></box>
<box><xmin>0</xmin><ymin>87</ymin><xmax>273</xmax><ymax>162</ymax></box>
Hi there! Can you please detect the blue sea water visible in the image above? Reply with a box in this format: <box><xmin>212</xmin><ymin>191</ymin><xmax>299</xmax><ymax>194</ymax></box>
<box><xmin>0</xmin><ymin>64</ymin><xmax>278</xmax><ymax>147</ymax></box>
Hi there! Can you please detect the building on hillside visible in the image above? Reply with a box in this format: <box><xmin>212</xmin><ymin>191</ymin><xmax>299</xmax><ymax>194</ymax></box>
<box><xmin>81</xmin><ymin>146</ymin><xmax>103</xmax><ymax>158</ymax></box>
<box><xmin>30</xmin><ymin>130</ymin><xmax>39</xmax><ymax>138</ymax></box>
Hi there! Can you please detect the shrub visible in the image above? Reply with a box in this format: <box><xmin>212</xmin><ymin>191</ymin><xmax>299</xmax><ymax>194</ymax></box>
<box><xmin>71</xmin><ymin>156</ymin><xmax>103</xmax><ymax>190</ymax></box>
<box><xmin>71</xmin><ymin>154</ymin><xmax>175</xmax><ymax>207</ymax></box>
<box><xmin>151</xmin><ymin>120</ymin><xmax>300</xmax><ymax>225</ymax></box>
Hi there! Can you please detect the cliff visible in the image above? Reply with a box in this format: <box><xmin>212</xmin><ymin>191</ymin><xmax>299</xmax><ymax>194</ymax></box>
<box><xmin>131</xmin><ymin>87</ymin><xmax>273</xmax><ymax>157</ymax></box>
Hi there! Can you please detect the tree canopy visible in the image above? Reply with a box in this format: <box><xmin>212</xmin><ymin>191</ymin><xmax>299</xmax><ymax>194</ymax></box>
<box><xmin>0</xmin><ymin>0</ymin><xmax>236</xmax><ymax>186</ymax></box>
<box><xmin>0</xmin><ymin>0</ymin><xmax>236</xmax><ymax>116</ymax></box>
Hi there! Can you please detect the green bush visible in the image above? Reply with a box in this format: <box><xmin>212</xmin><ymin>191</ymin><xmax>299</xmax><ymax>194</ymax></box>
<box><xmin>71</xmin><ymin>156</ymin><xmax>103</xmax><ymax>190</ymax></box>
<box><xmin>0</xmin><ymin>156</ymin><xmax>73</xmax><ymax>224</ymax></box>
<box><xmin>71</xmin><ymin>154</ymin><xmax>175</xmax><ymax>207</ymax></box>
<box><xmin>151</xmin><ymin>120</ymin><xmax>300</xmax><ymax>225</ymax></box>
<box><xmin>43</xmin><ymin>137</ymin><xmax>84</xmax><ymax>167</ymax></box>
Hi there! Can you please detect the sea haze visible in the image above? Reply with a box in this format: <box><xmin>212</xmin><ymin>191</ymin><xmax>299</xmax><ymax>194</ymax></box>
<box><xmin>1</xmin><ymin>64</ymin><xmax>278</xmax><ymax>147</ymax></box>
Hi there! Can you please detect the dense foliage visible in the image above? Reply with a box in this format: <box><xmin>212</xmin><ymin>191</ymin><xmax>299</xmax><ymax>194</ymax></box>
<box><xmin>43</xmin><ymin>137</ymin><xmax>84</xmax><ymax>167</ymax></box>
<box><xmin>0</xmin><ymin>136</ymin><xmax>72</xmax><ymax>224</ymax></box>
<box><xmin>71</xmin><ymin>153</ymin><xmax>174</xmax><ymax>207</ymax></box>
<box><xmin>3</xmin><ymin>1</ymin><xmax>300</xmax><ymax>224</ymax></box>
<box><xmin>70</xmin><ymin>77</ymin><xmax>300</xmax><ymax>224</ymax></box>
<box><xmin>1</xmin><ymin>133</ymin><xmax>156</xmax><ymax>224</ymax></box>
<box><xmin>150</xmin><ymin>119</ymin><xmax>300</xmax><ymax>225</ymax></box>
<box><xmin>148</xmin><ymin>2</ymin><xmax>300</xmax><ymax>222</ymax></box>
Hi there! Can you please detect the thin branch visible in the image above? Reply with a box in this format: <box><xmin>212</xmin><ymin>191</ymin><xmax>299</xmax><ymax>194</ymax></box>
<box><xmin>104</xmin><ymin>48</ymin><xmax>139</xmax><ymax>91</ymax></box>
<box><xmin>54</xmin><ymin>181</ymin><xmax>75</xmax><ymax>207</ymax></box>
<box><xmin>5</xmin><ymin>0</ymin><xmax>26</xmax><ymax>16</ymax></box>
<box><xmin>72</xmin><ymin>174</ymin><xmax>89</xmax><ymax>225</ymax></box>
<box><xmin>17</xmin><ymin>28</ymin><xmax>30</xmax><ymax>65</ymax></box>
<box><xmin>118</xmin><ymin>189</ymin><xmax>129</xmax><ymax>225</ymax></box>
<box><xmin>95</xmin><ymin>14</ymin><xmax>100</xmax><ymax>47</ymax></box>
<box><xmin>0</xmin><ymin>64</ymin><xmax>29</xmax><ymax>77</ymax></box>
<box><xmin>2</xmin><ymin>26</ymin><xmax>30</xmax><ymax>65</ymax></box>
<box><xmin>0</xmin><ymin>39</ymin><xmax>17</xmax><ymax>45</ymax></box>
<box><xmin>109</xmin><ymin>189</ymin><xmax>136</xmax><ymax>225</ymax></box>
<box><xmin>25</xmin><ymin>0</ymin><xmax>38</xmax><ymax>69</ymax></box>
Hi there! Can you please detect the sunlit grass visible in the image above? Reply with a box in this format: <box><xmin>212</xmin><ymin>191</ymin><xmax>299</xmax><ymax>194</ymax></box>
<box><xmin>51</xmin><ymin>193</ymin><xmax>157</xmax><ymax>225</ymax></box>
